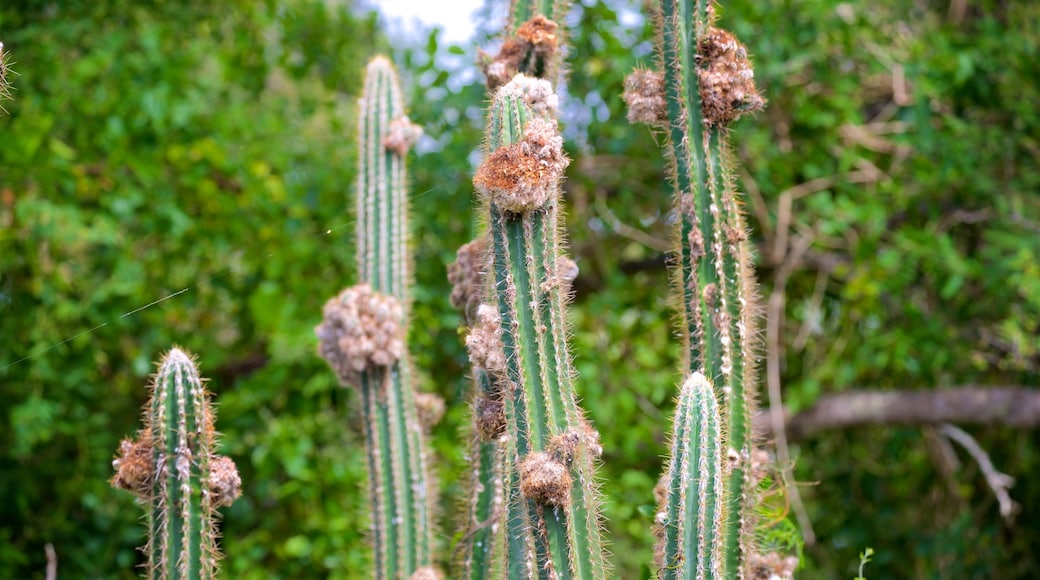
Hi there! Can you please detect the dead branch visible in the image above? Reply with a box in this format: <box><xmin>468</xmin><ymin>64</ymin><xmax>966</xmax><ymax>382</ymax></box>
<box><xmin>757</xmin><ymin>387</ymin><xmax>1040</xmax><ymax>441</ymax></box>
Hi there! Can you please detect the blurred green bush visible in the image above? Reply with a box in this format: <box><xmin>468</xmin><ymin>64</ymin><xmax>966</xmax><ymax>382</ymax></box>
<box><xmin>0</xmin><ymin>0</ymin><xmax>1037</xmax><ymax>578</ymax></box>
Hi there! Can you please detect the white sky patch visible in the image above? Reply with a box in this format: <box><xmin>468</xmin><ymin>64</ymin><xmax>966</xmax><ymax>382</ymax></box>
<box><xmin>373</xmin><ymin>0</ymin><xmax>486</xmax><ymax>45</ymax></box>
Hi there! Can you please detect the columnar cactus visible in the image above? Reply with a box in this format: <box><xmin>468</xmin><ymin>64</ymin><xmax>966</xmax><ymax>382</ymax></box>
<box><xmin>656</xmin><ymin>372</ymin><xmax>724</xmax><ymax>580</ymax></box>
<box><xmin>625</xmin><ymin>0</ymin><xmax>767</xmax><ymax>577</ymax></box>
<box><xmin>467</xmin><ymin>73</ymin><xmax>607</xmax><ymax>579</ymax></box>
<box><xmin>111</xmin><ymin>347</ymin><xmax>241</xmax><ymax>579</ymax></box>
<box><xmin>314</xmin><ymin>56</ymin><xmax>436</xmax><ymax>579</ymax></box>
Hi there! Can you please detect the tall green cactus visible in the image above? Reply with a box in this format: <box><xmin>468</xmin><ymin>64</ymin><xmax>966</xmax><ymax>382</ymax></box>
<box><xmin>467</xmin><ymin>73</ymin><xmax>606</xmax><ymax>580</ymax></box>
<box><xmin>111</xmin><ymin>347</ymin><xmax>241</xmax><ymax>579</ymax></box>
<box><xmin>657</xmin><ymin>372</ymin><xmax>724</xmax><ymax>580</ymax></box>
<box><xmin>453</xmin><ymin>4</ymin><xmax>575</xmax><ymax>575</ymax></box>
<box><xmin>315</xmin><ymin>56</ymin><xmax>436</xmax><ymax>579</ymax></box>
<box><xmin>625</xmin><ymin>0</ymin><xmax>766</xmax><ymax>576</ymax></box>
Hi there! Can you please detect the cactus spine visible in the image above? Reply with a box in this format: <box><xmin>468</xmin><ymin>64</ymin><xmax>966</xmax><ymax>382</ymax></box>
<box><xmin>315</xmin><ymin>56</ymin><xmax>434</xmax><ymax>579</ymax></box>
<box><xmin>626</xmin><ymin>0</ymin><xmax>766</xmax><ymax>576</ymax></box>
<box><xmin>111</xmin><ymin>347</ymin><xmax>241</xmax><ymax>579</ymax></box>
<box><xmin>469</xmin><ymin>74</ymin><xmax>606</xmax><ymax>580</ymax></box>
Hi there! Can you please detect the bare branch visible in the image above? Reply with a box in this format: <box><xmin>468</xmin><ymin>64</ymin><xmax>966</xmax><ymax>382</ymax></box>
<box><xmin>939</xmin><ymin>424</ymin><xmax>1018</xmax><ymax>521</ymax></box>
<box><xmin>757</xmin><ymin>387</ymin><xmax>1040</xmax><ymax>441</ymax></box>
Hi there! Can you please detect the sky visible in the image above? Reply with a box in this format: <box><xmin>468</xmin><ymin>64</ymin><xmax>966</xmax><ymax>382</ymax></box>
<box><xmin>373</xmin><ymin>0</ymin><xmax>487</xmax><ymax>44</ymax></box>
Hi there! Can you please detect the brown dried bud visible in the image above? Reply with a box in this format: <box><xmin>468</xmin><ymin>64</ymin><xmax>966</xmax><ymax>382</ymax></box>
<box><xmin>315</xmin><ymin>284</ymin><xmax>405</xmax><ymax>384</ymax></box>
<box><xmin>623</xmin><ymin>69</ymin><xmax>668</xmax><ymax>126</ymax></box>
<box><xmin>208</xmin><ymin>455</ymin><xmax>242</xmax><ymax>508</ymax></box>
<box><xmin>465</xmin><ymin>304</ymin><xmax>507</xmax><ymax>377</ymax></box>
<box><xmin>519</xmin><ymin>451</ymin><xmax>571</xmax><ymax>506</ymax></box>
<box><xmin>415</xmin><ymin>392</ymin><xmax>446</xmax><ymax>431</ymax></box>
<box><xmin>474</xmin><ymin>116</ymin><xmax>568</xmax><ymax>214</ymax></box>
<box><xmin>482</xmin><ymin>15</ymin><xmax>559</xmax><ymax>91</ymax></box>
<box><xmin>474</xmin><ymin>394</ymin><xmax>506</xmax><ymax>441</ymax></box>
<box><xmin>111</xmin><ymin>433</ymin><xmax>154</xmax><ymax>498</ymax></box>
<box><xmin>557</xmin><ymin>256</ymin><xmax>579</xmax><ymax>289</ymax></box>
<box><xmin>548</xmin><ymin>420</ymin><xmax>603</xmax><ymax>465</ymax></box>
<box><xmin>409</xmin><ymin>566</ymin><xmax>444</xmax><ymax>580</ymax></box>
<box><xmin>448</xmin><ymin>237</ymin><xmax>490</xmax><ymax>321</ymax></box>
<box><xmin>383</xmin><ymin>116</ymin><xmax>423</xmax><ymax>157</ymax></box>
<box><xmin>750</xmin><ymin>447</ymin><xmax>772</xmax><ymax>486</ymax></box>
<box><xmin>748</xmin><ymin>551</ymin><xmax>799</xmax><ymax>580</ymax></box>
<box><xmin>697</xmin><ymin>28</ymin><xmax>765</xmax><ymax>125</ymax></box>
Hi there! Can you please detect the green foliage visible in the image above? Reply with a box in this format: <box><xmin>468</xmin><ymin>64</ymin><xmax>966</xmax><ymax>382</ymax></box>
<box><xmin>0</xmin><ymin>1</ymin><xmax>384</xmax><ymax>576</ymax></box>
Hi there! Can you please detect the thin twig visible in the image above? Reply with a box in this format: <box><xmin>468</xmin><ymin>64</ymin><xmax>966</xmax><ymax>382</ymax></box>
<box><xmin>939</xmin><ymin>424</ymin><xmax>1018</xmax><ymax>521</ymax></box>
<box><xmin>766</xmin><ymin>233</ymin><xmax>816</xmax><ymax>545</ymax></box>
<box><xmin>45</xmin><ymin>543</ymin><xmax>57</xmax><ymax>580</ymax></box>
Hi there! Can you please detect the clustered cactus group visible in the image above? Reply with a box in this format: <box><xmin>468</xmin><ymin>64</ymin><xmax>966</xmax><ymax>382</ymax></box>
<box><xmin>110</xmin><ymin>1</ymin><xmax>801</xmax><ymax>578</ymax></box>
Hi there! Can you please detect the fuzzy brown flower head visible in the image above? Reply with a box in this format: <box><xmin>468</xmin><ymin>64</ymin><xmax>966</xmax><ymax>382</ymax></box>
<box><xmin>623</xmin><ymin>69</ymin><xmax>668</xmax><ymax>126</ymax></box>
<box><xmin>519</xmin><ymin>451</ymin><xmax>571</xmax><ymax>506</ymax></box>
<box><xmin>465</xmin><ymin>304</ymin><xmax>507</xmax><ymax>377</ymax></box>
<box><xmin>383</xmin><ymin>115</ymin><xmax>423</xmax><ymax>157</ymax></box>
<box><xmin>697</xmin><ymin>28</ymin><xmax>765</xmax><ymax>125</ymax></box>
<box><xmin>474</xmin><ymin>116</ymin><xmax>568</xmax><ymax>214</ymax></box>
<box><xmin>749</xmin><ymin>551</ymin><xmax>799</xmax><ymax>580</ymax></box>
<box><xmin>415</xmin><ymin>392</ymin><xmax>446</xmax><ymax>431</ymax></box>
<box><xmin>111</xmin><ymin>433</ymin><xmax>155</xmax><ymax>498</ymax></box>
<box><xmin>409</xmin><ymin>566</ymin><xmax>444</xmax><ymax>580</ymax></box>
<box><xmin>315</xmin><ymin>284</ymin><xmax>405</xmax><ymax>383</ymax></box>
<box><xmin>481</xmin><ymin>15</ymin><xmax>559</xmax><ymax>91</ymax></box>
<box><xmin>208</xmin><ymin>455</ymin><xmax>242</xmax><ymax>508</ymax></box>
<box><xmin>474</xmin><ymin>394</ymin><xmax>506</xmax><ymax>441</ymax></box>
<box><xmin>447</xmin><ymin>237</ymin><xmax>490</xmax><ymax>321</ymax></box>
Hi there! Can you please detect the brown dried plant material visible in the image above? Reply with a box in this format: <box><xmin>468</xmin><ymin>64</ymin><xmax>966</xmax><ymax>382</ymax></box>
<box><xmin>474</xmin><ymin>116</ymin><xmax>568</xmax><ymax>214</ymax></box>
<box><xmin>623</xmin><ymin>69</ymin><xmax>668</xmax><ymax>126</ymax></box>
<box><xmin>111</xmin><ymin>432</ymin><xmax>155</xmax><ymax>498</ymax></box>
<box><xmin>748</xmin><ymin>551</ymin><xmax>799</xmax><ymax>580</ymax></box>
<box><xmin>557</xmin><ymin>256</ymin><xmax>579</xmax><ymax>289</ymax></box>
<box><xmin>750</xmin><ymin>447</ymin><xmax>772</xmax><ymax>487</ymax></box>
<box><xmin>482</xmin><ymin>15</ymin><xmax>560</xmax><ymax>91</ymax></box>
<box><xmin>465</xmin><ymin>304</ymin><xmax>507</xmax><ymax>377</ymax></box>
<box><xmin>415</xmin><ymin>392</ymin><xmax>446</xmax><ymax>431</ymax></box>
<box><xmin>383</xmin><ymin>115</ymin><xmax>423</xmax><ymax>157</ymax></box>
<box><xmin>315</xmin><ymin>284</ymin><xmax>405</xmax><ymax>383</ymax></box>
<box><xmin>548</xmin><ymin>421</ymin><xmax>603</xmax><ymax>465</ymax></box>
<box><xmin>409</xmin><ymin>566</ymin><xmax>444</xmax><ymax>580</ymax></box>
<box><xmin>448</xmin><ymin>237</ymin><xmax>490</xmax><ymax>321</ymax></box>
<box><xmin>208</xmin><ymin>455</ymin><xmax>242</xmax><ymax>508</ymax></box>
<box><xmin>697</xmin><ymin>28</ymin><xmax>765</xmax><ymax>125</ymax></box>
<box><xmin>474</xmin><ymin>395</ymin><xmax>506</xmax><ymax>441</ymax></box>
<box><xmin>542</xmin><ymin>255</ymin><xmax>580</xmax><ymax>295</ymax></box>
<box><xmin>519</xmin><ymin>451</ymin><xmax>571</xmax><ymax>506</ymax></box>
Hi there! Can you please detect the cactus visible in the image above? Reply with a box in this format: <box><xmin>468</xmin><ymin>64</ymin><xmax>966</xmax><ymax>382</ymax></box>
<box><xmin>111</xmin><ymin>347</ymin><xmax>241</xmax><ymax>579</ymax></box>
<box><xmin>314</xmin><ymin>56</ymin><xmax>437</xmax><ymax>580</ymax></box>
<box><xmin>0</xmin><ymin>41</ymin><xmax>12</xmax><ymax>113</ymax></box>
<box><xmin>466</xmin><ymin>73</ymin><xmax>606</xmax><ymax>580</ymax></box>
<box><xmin>656</xmin><ymin>372</ymin><xmax>724</xmax><ymax>580</ymax></box>
<box><xmin>480</xmin><ymin>1</ymin><xmax>569</xmax><ymax>90</ymax></box>
<box><xmin>625</xmin><ymin>0</ymin><xmax>768</xmax><ymax>576</ymax></box>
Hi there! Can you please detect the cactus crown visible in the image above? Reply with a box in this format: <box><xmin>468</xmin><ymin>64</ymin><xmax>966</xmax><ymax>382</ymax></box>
<box><xmin>111</xmin><ymin>347</ymin><xmax>240</xmax><ymax>580</ymax></box>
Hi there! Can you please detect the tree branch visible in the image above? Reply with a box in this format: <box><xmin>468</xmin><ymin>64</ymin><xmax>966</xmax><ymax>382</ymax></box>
<box><xmin>757</xmin><ymin>387</ymin><xmax>1040</xmax><ymax>441</ymax></box>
